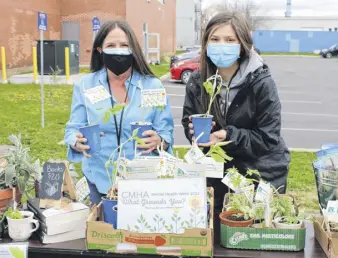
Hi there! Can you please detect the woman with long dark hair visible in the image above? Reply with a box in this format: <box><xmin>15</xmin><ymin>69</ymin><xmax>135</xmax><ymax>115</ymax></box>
<box><xmin>65</xmin><ymin>20</ymin><xmax>174</xmax><ymax>205</ymax></box>
<box><xmin>182</xmin><ymin>12</ymin><xmax>290</xmax><ymax>212</ymax></box>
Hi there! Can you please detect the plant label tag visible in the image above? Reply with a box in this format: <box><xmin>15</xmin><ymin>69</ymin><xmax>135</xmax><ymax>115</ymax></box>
<box><xmin>184</xmin><ymin>144</ymin><xmax>205</xmax><ymax>164</ymax></box>
<box><xmin>326</xmin><ymin>201</ymin><xmax>338</xmax><ymax>222</ymax></box>
<box><xmin>84</xmin><ymin>85</ymin><xmax>111</xmax><ymax>104</ymax></box>
<box><xmin>75</xmin><ymin>177</ymin><xmax>90</xmax><ymax>202</ymax></box>
<box><xmin>161</xmin><ymin>151</ymin><xmax>183</xmax><ymax>177</ymax></box>
<box><xmin>255</xmin><ymin>180</ymin><xmax>271</xmax><ymax>203</ymax></box>
<box><xmin>0</xmin><ymin>243</ymin><xmax>28</xmax><ymax>258</ymax></box>
<box><xmin>221</xmin><ymin>170</ymin><xmax>247</xmax><ymax>191</ymax></box>
<box><xmin>175</xmin><ymin>163</ymin><xmax>206</xmax><ymax>178</ymax></box>
<box><xmin>125</xmin><ymin>159</ymin><xmax>158</xmax><ymax>179</ymax></box>
<box><xmin>197</xmin><ymin>157</ymin><xmax>224</xmax><ymax>178</ymax></box>
<box><xmin>116</xmin><ymin>158</ymin><xmax>131</xmax><ymax>178</ymax></box>
<box><xmin>235</xmin><ymin>184</ymin><xmax>255</xmax><ymax>202</ymax></box>
<box><xmin>141</xmin><ymin>88</ymin><xmax>167</xmax><ymax>107</ymax></box>
<box><xmin>136</xmin><ymin>156</ymin><xmax>168</xmax><ymax>178</ymax></box>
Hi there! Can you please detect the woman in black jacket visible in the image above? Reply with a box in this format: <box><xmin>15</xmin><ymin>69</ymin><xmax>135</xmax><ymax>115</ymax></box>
<box><xmin>181</xmin><ymin>12</ymin><xmax>290</xmax><ymax>212</ymax></box>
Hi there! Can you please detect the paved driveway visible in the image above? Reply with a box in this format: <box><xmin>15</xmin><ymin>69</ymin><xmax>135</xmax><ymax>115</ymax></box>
<box><xmin>164</xmin><ymin>56</ymin><xmax>338</xmax><ymax>149</ymax></box>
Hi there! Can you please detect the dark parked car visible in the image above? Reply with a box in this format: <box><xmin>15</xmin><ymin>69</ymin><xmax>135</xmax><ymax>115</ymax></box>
<box><xmin>320</xmin><ymin>44</ymin><xmax>338</xmax><ymax>58</ymax></box>
<box><xmin>170</xmin><ymin>49</ymin><xmax>200</xmax><ymax>68</ymax></box>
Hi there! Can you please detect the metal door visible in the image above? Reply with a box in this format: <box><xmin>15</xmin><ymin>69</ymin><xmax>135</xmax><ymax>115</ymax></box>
<box><xmin>62</xmin><ymin>21</ymin><xmax>80</xmax><ymax>41</ymax></box>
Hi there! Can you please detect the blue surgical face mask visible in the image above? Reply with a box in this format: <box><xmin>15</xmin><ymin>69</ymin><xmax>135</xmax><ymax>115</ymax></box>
<box><xmin>206</xmin><ymin>43</ymin><xmax>240</xmax><ymax>68</ymax></box>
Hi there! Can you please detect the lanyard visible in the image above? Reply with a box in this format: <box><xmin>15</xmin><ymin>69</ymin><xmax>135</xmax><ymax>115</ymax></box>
<box><xmin>106</xmin><ymin>72</ymin><xmax>133</xmax><ymax>151</ymax></box>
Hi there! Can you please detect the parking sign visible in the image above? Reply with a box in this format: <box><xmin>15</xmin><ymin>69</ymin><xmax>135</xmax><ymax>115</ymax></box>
<box><xmin>92</xmin><ymin>17</ymin><xmax>101</xmax><ymax>31</ymax></box>
<box><xmin>38</xmin><ymin>11</ymin><xmax>47</xmax><ymax>31</ymax></box>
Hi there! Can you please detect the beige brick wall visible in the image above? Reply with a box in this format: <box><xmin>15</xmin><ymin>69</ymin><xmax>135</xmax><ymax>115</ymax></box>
<box><xmin>126</xmin><ymin>0</ymin><xmax>176</xmax><ymax>57</ymax></box>
<box><xmin>0</xmin><ymin>0</ymin><xmax>176</xmax><ymax>68</ymax></box>
<box><xmin>60</xmin><ymin>0</ymin><xmax>127</xmax><ymax>65</ymax></box>
<box><xmin>0</xmin><ymin>0</ymin><xmax>61</xmax><ymax>68</ymax></box>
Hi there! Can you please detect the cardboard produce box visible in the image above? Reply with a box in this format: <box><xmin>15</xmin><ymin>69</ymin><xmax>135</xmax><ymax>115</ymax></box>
<box><xmin>220</xmin><ymin>223</ymin><xmax>306</xmax><ymax>251</ymax></box>
<box><xmin>314</xmin><ymin>215</ymin><xmax>338</xmax><ymax>258</ymax></box>
<box><xmin>86</xmin><ymin>188</ymin><xmax>214</xmax><ymax>257</ymax></box>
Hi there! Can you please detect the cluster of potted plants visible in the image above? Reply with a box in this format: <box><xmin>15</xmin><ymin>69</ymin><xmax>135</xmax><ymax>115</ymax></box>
<box><xmin>0</xmin><ymin>134</ymin><xmax>42</xmax><ymax>241</ymax></box>
<box><xmin>219</xmin><ymin>167</ymin><xmax>304</xmax><ymax>229</ymax></box>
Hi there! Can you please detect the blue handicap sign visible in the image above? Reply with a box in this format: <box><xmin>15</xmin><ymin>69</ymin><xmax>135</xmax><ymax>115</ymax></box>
<box><xmin>92</xmin><ymin>17</ymin><xmax>101</xmax><ymax>31</ymax></box>
<box><xmin>38</xmin><ymin>11</ymin><xmax>47</xmax><ymax>31</ymax></box>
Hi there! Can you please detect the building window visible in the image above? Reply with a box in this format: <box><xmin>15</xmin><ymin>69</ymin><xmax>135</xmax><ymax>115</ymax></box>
<box><xmin>329</xmin><ymin>28</ymin><xmax>332</xmax><ymax>31</ymax></box>
<box><xmin>335</xmin><ymin>28</ymin><xmax>338</xmax><ymax>31</ymax></box>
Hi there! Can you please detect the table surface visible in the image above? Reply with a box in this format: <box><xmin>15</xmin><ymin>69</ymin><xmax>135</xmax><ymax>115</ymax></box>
<box><xmin>24</xmin><ymin>216</ymin><xmax>327</xmax><ymax>258</ymax></box>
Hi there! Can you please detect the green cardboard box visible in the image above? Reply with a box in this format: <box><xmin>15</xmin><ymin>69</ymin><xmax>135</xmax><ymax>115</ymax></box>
<box><xmin>220</xmin><ymin>224</ymin><xmax>306</xmax><ymax>251</ymax></box>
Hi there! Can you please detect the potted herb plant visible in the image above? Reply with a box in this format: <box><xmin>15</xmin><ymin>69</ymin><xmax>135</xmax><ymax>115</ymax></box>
<box><xmin>0</xmin><ymin>134</ymin><xmax>41</xmax><ymax>211</ymax></box>
<box><xmin>220</xmin><ymin>193</ymin><xmax>255</xmax><ymax>228</ymax></box>
<box><xmin>252</xmin><ymin>202</ymin><xmax>265</xmax><ymax>228</ymax></box>
<box><xmin>273</xmin><ymin>214</ymin><xmax>304</xmax><ymax>229</ymax></box>
<box><xmin>191</xmin><ymin>69</ymin><xmax>223</xmax><ymax>143</ymax></box>
<box><xmin>5</xmin><ymin>207</ymin><xmax>39</xmax><ymax>241</ymax></box>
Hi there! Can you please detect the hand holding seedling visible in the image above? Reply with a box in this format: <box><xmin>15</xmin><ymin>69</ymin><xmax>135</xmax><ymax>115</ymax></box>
<box><xmin>74</xmin><ymin>132</ymin><xmax>104</xmax><ymax>158</ymax></box>
<box><xmin>137</xmin><ymin>130</ymin><xmax>165</xmax><ymax>154</ymax></box>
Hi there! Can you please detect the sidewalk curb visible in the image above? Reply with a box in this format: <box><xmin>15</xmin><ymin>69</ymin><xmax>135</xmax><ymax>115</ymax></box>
<box><xmin>160</xmin><ymin>73</ymin><xmax>170</xmax><ymax>81</ymax></box>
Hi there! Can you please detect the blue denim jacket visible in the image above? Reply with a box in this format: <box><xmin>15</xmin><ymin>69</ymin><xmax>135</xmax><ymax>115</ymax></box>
<box><xmin>64</xmin><ymin>68</ymin><xmax>174</xmax><ymax>194</ymax></box>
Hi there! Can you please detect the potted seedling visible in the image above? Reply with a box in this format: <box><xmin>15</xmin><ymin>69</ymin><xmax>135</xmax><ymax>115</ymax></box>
<box><xmin>5</xmin><ymin>207</ymin><xmax>39</xmax><ymax>241</ymax></box>
<box><xmin>220</xmin><ymin>193</ymin><xmax>255</xmax><ymax>228</ymax></box>
<box><xmin>251</xmin><ymin>202</ymin><xmax>266</xmax><ymax>228</ymax></box>
<box><xmin>273</xmin><ymin>214</ymin><xmax>304</xmax><ymax>229</ymax></box>
<box><xmin>191</xmin><ymin>69</ymin><xmax>223</xmax><ymax>144</ymax></box>
<box><xmin>101</xmin><ymin>128</ymin><xmax>145</xmax><ymax>228</ymax></box>
<box><xmin>0</xmin><ymin>134</ymin><xmax>41</xmax><ymax>211</ymax></box>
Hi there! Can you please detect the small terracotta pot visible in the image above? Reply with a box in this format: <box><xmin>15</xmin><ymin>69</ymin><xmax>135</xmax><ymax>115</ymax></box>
<box><xmin>219</xmin><ymin>210</ymin><xmax>253</xmax><ymax>228</ymax></box>
<box><xmin>0</xmin><ymin>187</ymin><xmax>21</xmax><ymax>212</ymax></box>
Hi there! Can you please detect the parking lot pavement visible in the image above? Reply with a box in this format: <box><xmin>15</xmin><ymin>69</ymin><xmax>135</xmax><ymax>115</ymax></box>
<box><xmin>164</xmin><ymin>56</ymin><xmax>338</xmax><ymax>149</ymax></box>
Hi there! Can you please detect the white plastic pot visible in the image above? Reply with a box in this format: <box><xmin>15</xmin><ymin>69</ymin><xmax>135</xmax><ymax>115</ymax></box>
<box><xmin>273</xmin><ymin>216</ymin><xmax>303</xmax><ymax>229</ymax></box>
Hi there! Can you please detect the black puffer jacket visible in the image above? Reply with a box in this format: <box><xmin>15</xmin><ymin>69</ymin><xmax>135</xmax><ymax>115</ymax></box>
<box><xmin>182</xmin><ymin>64</ymin><xmax>291</xmax><ymax>210</ymax></box>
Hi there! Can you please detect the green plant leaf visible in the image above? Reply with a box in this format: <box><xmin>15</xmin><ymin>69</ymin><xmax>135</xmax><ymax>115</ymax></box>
<box><xmin>216</xmin><ymin>141</ymin><xmax>232</xmax><ymax>147</ymax></box>
<box><xmin>9</xmin><ymin>246</ymin><xmax>25</xmax><ymax>258</ymax></box>
<box><xmin>110</xmin><ymin>104</ymin><xmax>126</xmax><ymax>115</ymax></box>
<box><xmin>203</xmin><ymin>81</ymin><xmax>214</xmax><ymax>96</ymax></box>
<box><xmin>5</xmin><ymin>165</ymin><xmax>15</xmax><ymax>186</ymax></box>
<box><xmin>17</xmin><ymin>178</ymin><xmax>25</xmax><ymax>194</ymax></box>
<box><xmin>135</xmin><ymin>137</ymin><xmax>146</xmax><ymax>146</ymax></box>
<box><xmin>104</xmin><ymin>111</ymin><xmax>111</xmax><ymax>123</ymax></box>
<box><xmin>132</xmin><ymin>128</ymin><xmax>139</xmax><ymax>137</ymax></box>
<box><xmin>157</xmin><ymin>105</ymin><xmax>165</xmax><ymax>111</ymax></box>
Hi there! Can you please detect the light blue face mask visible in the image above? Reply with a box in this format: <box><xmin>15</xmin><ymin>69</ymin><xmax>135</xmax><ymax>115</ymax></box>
<box><xmin>102</xmin><ymin>48</ymin><xmax>132</xmax><ymax>55</ymax></box>
<box><xmin>206</xmin><ymin>43</ymin><xmax>240</xmax><ymax>68</ymax></box>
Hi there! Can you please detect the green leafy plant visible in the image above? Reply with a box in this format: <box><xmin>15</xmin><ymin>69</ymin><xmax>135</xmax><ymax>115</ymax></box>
<box><xmin>271</xmin><ymin>195</ymin><xmax>294</xmax><ymax>219</ymax></box>
<box><xmin>103</xmin><ymin>104</ymin><xmax>126</xmax><ymax>123</ymax></box>
<box><xmin>202</xmin><ymin>69</ymin><xmax>223</xmax><ymax>117</ymax></box>
<box><xmin>4</xmin><ymin>207</ymin><xmax>23</xmax><ymax>219</ymax></box>
<box><xmin>226</xmin><ymin>193</ymin><xmax>255</xmax><ymax>221</ymax></box>
<box><xmin>0</xmin><ymin>134</ymin><xmax>41</xmax><ymax>197</ymax></box>
<box><xmin>204</xmin><ymin>142</ymin><xmax>233</xmax><ymax>163</ymax></box>
<box><xmin>225</xmin><ymin>167</ymin><xmax>261</xmax><ymax>189</ymax></box>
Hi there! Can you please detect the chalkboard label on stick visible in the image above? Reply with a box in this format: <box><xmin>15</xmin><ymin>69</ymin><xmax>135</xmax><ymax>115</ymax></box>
<box><xmin>40</xmin><ymin>162</ymin><xmax>66</xmax><ymax>200</ymax></box>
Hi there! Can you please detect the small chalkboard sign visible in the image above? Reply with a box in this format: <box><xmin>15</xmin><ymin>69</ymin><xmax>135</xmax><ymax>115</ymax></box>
<box><xmin>40</xmin><ymin>161</ymin><xmax>65</xmax><ymax>203</ymax></box>
<box><xmin>39</xmin><ymin>160</ymin><xmax>77</xmax><ymax>208</ymax></box>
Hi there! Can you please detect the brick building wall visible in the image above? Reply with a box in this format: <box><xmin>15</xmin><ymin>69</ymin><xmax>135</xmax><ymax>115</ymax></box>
<box><xmin>0</xmin><ymin>0</ymin><xmax>61</xmax><ymax>68</ymax></box>
<box><xmin>0</xmin><ymin>0</ymin><xmax>176</xmax><ymax>69</ymax></box>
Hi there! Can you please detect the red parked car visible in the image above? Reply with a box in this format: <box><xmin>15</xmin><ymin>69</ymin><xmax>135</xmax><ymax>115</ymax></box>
<box><xmin>170</xmin><ymin>56</ymin><xmax>200</xmax><ymax>84</ymax></box>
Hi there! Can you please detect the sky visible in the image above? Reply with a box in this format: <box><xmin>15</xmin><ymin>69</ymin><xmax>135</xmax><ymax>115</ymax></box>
<box><xmin>202</xmin><ymin>0</ymin><xmax>338</xmax><ymax>17</ymax></box>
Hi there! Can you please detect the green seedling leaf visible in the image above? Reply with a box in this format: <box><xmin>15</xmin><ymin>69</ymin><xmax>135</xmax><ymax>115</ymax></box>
<box><xmin>210</xmin><ymin>153</ymin><xmax>224</xmax><ymax>163</ymax></box>
<box><xmin>104</xmin><ymin>111</ymin><xmax>111</xmax><ymax>123</ymax></box>
<box><xmin>157</xmin><ymin>105</ymin><xmax>165</xmax><ymax>111</ymax></box>
<box><xmin>216</xmin><ymin>141</ymin><xmax>232</xmax><ymax>147</ymax></box>
<box><xmin>135</xmin><ymin>136</ymin><xmax>146</xmax><ymax>146</ymax></box>
<box><xmin>9</xmin><ymin>247</ymin><xmax>25</xmax><ymax>258</ymax></box>
<box><xmin>203</xmin><ymin>81</ymin><xmax>214</xmax><ymax>96</ymax></box>
<box><xmin>132</xmin><ymin>128</ymin><xmax>140</xmax><ymax>137</ymax></box>
<box><xmin>110</xmin><ymin>103</ymin><xmax>126</xmax><ymax>115</ymax></box>
<box><xmin>246</xmin><ymin>169</ymin><xmax>261</xmax><ymax>177</ymax></box>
